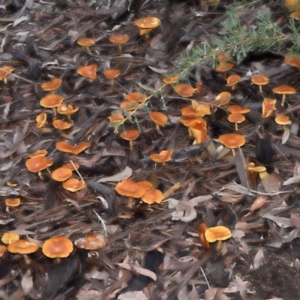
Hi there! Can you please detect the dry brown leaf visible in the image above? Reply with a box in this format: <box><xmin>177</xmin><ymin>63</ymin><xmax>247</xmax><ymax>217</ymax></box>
<box><xmin>250</xmin><ymin>196</ymin><xmax>267</xmax><ymax>213</ymax></box>
<box><xmin>252</xmin><ymin>248</ymin><xmax>264</xmax><ymax>270</ymax></box>
<box><xmin>118</xmin><ymin>291</ymin><xmax>149</xmax><ymax>300</ymax></box>
<box><xmin>260</xmin><ymin>171</ymin><xmax>281</xmax><ymax>193</ymax></box>
<box><xmin>290</xmin><ymin>213</ymin><xmax>300</xmax><ymax>228</ymax></box>
<box><xmin>117</xmin><ymin>263</ymin><xmax>157</xmax><ymax>282</ymax></box>
<box><xmin>21</xmin><ymin>269</ymin><xmax>33</xmax><ymax>295</ymax></box>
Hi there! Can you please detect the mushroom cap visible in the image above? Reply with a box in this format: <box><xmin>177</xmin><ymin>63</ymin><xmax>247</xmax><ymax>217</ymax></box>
<box><xmin>290</xmin><ymin>11</ymin><xmax>300</xmax><ymax>20</ymax></box>
<box><xmin>77</xmin><ymin>64</ymin><xmax>97</xmax><ymax>81</ymax></box>
<box><xmin>273</xmin><ymin>85</ymin><xmax>296</xmax><ymax>95</ymax></box>
<box><xmin>55</xmin><ymin>141</ymin><xmax>91</xmax><ymax>155</ymax></box>
<box><xmin>228</xmin><ymin>113</ymin><xmax>245</xmax><ymax>124</ymax></box>
<box><xmin>204</xmin><ymin>226</ymin><xmax>232</xmax><ymax>243</ymax></box>
<box><xmin>149</xmin><ymin>112</ymin><xmax>168</xmax><ymax>127</ymax></box>
<box><xmin>217</xmin><ymin>52</ymin><xmax>232</xmax><ymax>62</ymax></box>
<box><xmin>190</xmin><ymin>120</ymin><xmax>208</xmax><ymax>143</ymax></box>
<box><xmin>1</xmin><ymin>232</ymin><xmax>20</xmax><ymax>244</ymax></box>
<box><xmin>162</xmin><ymin>75</ymin><xmax>179</xmax><ymax>84</ymax></box>
<box><xmin>62</xmin><ymin>162</ymin><xmax>80</xmax><ymax>171</ymax></box>
<box><xmin>119</xmin><ymin>130</ymin><xmax>140</xmax><ymax>141</ymax></box>
<box><xmin>174</xmin><ymin>83</ymin><xmax>194</xmax><ymax>98</ymax></box>
<box><xmin>108</xmin><ymin>112</ymin><xmax>124</xmax><ymax>123</ymax></box>
<box><xmin>36</xmin><ymin>112</ymin><xmax>47</xmax><ymax>128</ymax></box>
<box><xmin>75</xmin><ymin>233</ymin><xmax>107</xmax><ymax>250</ymax></box>
<box><xmin>215</xmin><ymin>62</ymin><xmax>234</xmax><ymax>73</ymax></box>
<box><xmin>125</xmin><ymin>92</ymin><xmax>147</xmax><ymax>103</ymax></box>
<box><xmin>77</xmin><ymin>38</ymin><xmax>95</xmax><ymax>47</ymax></box>
<box><xmin>226</xmin><ymin>74</ymin><xmax>241</xmax><ymax>87</ymax></box>
<box><xmin>141</xmin><ymin>189</ymin><xmax>164</xmax><ymax>204</ymax></box>
<box><xmin>5</xmin><ymin>198</ymin><xmax>21</xmax><ymax>207</ymax></box>
<box><xmin>218</xmin><ymin>133</ymin><xmax>246</xmax><ymax>149</ymax></box>
<box><xmin>53</xmin><ymin>119</ymin><xmax>73</xmax><ymax>130</ymax></box>
<box><xmin>26</xmin><ymin>156</ymin><xmax>53</xmax><ymax>173</ymax></box>
<box><xmin>227</xmin><ymin>105</ymin><xmax>250</xmax><ymax>114</ymax></box>
<box><xmin>8</xmin><ymin>239</ymin><xmax>39</xmax><ymax>255</ymax></box>
<box><xmin>134</xmin><ymin>16</ymin><xmax>161</xmax><ymax>29</ymax></box>
<box><xmin>150</xmin><ymin>149</ymin><xmax>173</xmax><ymax>163</ymax></box>
<box><xmin>199</xmin><ymin>223</ymin><xmax>210</xmax><ymax>250</ymax></box>
<box><xmin>179</xmin><ymin>116</ymin><xmax>203</xmax><ymax>127</ymax></box>
<box><xmin>51</xmin><ymin>167</ymin><xmax>73</xmax><ymax>182</ymax></box>
<box><xmin>109</xmin><ymin>35</ymin><xmax>129</xmax><ymax>45</ymax></box>
<box><xmin>41</xmin><ymin>78</ymin><xmax>62</xmax><ymax>92</ymax></box>
<box><xmin>284</xmin><ymin>54</ymin><xmax>300</xmax><ymax>68</ymax></box>
<box><xmin>251</xmin><ymin>74</ymin><xmax>269</xmax><ymax>86</ymax></box>
<box><xmin>137</xmin><ymin>181</ymin><xmax>153</xmax><ymax>190</ymax></box>
<box><xmin>191</xmin><ymin>101</ymin><xmax>211</xmax><ymax>116</ymax></box>
<box><xmin>28</xmin><ymin>149</ymin><xmax>48</xmax><ymax>158</ymax></box>
<box><xmin>0</xmin><ymin>65</ymin><xmax>15</xmax><ymax>80</ymax></box>
<box><xmin>215</xmin><ymin>91</ymin><xmax>231</xmax><ymax>106</ymax></box>
<box><xmin>103</xmin><ymin>69</ymin><xmax>121</xmax><ymax>80</ymax></box>
<box><xmin>275</xmin><ymin>115</ymin><xmax>292</xmax><ymax>125</ymax></box>
<box><xmin>57</xmin><ymin>104</ymin><xmax>79</xmax><ymax>116</ymax></box>
<box><xmin>63</xmin><ymin>178</ymin><xmax>86</xmax><ymax>192</ymax></box>
<box><xmin>247</xmin><ymin>164</ymin><xmax>266</xmax><ymax>172</ymax></box>
<box><xmin>115</xmin><ymin>179</ymin><xmax>147</xmax><ymax>198</ymax></box>
<box><xmin>42</xmin><ymin>236</ymin><xmax>73</xmax><ymax>258</ymax></box>
<box><xmin>262</xmin><ymin>98</ymin><xmax>277</xmax><ymax>118</ymax></box>
<box><xmin>120</xmin><ymin>101</ymin><xmax>138</xmax><ymax>111</ymax></box>
<box><xmin>40</xmin><ymin>94</ymin><xmax>64</xmax><ymax>108</ymax></box>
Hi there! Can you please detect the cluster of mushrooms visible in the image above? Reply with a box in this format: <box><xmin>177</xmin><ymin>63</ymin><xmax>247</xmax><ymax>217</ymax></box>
<box><xmin>0</xmin><ymin>231</ymin><xmax>107</xmax><ymax>260</ymax></box>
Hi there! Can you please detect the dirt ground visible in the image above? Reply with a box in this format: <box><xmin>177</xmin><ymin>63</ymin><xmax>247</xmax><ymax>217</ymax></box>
<box><xmin>1</xmin><ymin>0</ymin><xmax>300</xmax><ymax>299</ymax></box>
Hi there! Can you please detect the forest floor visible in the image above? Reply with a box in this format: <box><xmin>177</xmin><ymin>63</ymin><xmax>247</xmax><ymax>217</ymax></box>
<box><xmin>1</xmin><ymin>0</ymin><xmax>300</xmax><ymax>299</ymax></box>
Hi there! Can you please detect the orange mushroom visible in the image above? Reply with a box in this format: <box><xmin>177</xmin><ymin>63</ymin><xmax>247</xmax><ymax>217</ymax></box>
<box><xmin>0</xmin><ymin>65</ymin><xmax>15</xmax><ymax>83</ymax></box>
<box><xmin>42</xmin><ymin>236</ymin><xmax>73</xmax><ymax>259</ymax></box>
<box><xmin>125</xmin><ymin>92</ymin><xmax>147</xmax><ymax>103</ymax></box>
<box><xmin>51</xmin><ymin>167</ymin><xmax>73</xmax><ymax>182</ymax></box>
<box><xmin>215</xmin><ymin>91</ymin><xmax>231</xmax><ymax>106</ymax></box>
<box><xmin>108</xmin><ymin>112</ymin><xmax>124</xmax><ymax>124</ymax></box>
<box><xmin>36</xmin><ymin>112</ymin><xmax>48</xmax><ymax>128</ymax></box>
<box><xmin>119</xmin><ymin>130</ymin><xmax>140</xmax><ymax>150</ymax></box>
<box><xmin>103</xmin><ymin>69</ymin><xmax>120</xmax><ymax>87</ymax></box>
<box><xmin>284</xmin><ymin>54</ymin><xmax>300</xmax><ymax>69</ymax></box>
<box><xmin>199</xmin><ymin>223</ymin><xmax>210</xmax><ymax>250</ymax></box>
<box><xmin>77</xmin><ymin>64</ymin><xmax>97</xmax><ymax>82</ymax></box>
<box><xmin>150</xmin><ymin>149</ymin><xmax>173</xmax><ymax>164</ymax></box>
<box><xmin>189</xmin><ymin>119</ymin><xmax>208</xmax><ymax>144</ymax></box>
<box><xmin>218</xmin><ymin>133</ymin><xmax>246</xmax><ymax>155</ymax></box>
<box><xmin>228</xmin><ymin>113</ymin><xmax>245</xmax><ymax>130</ymax></box>
<box><xmin>75</xmin><ymin>233</ymin><xmax>107</xmax><ymax>250</ymax></box>
<box><xmin>57</xmin><ymin>104</ymin><xmax>79</xmax><ymax>121</ymax></box>
<box><xmin>162</xmin><ymin>75</ymin><xmax>179</xmax><ymax>84</ymax></box>
<box><xmin>134</xmin><ymin>16</ymin><xmax>161</xmax><ymax>35</ymax></box>
<box><xmin>40</xmin><ymin>94</ymin><xmax>64</xmax><ymax>117</ymax></box>
<box><xmin>174</xmin><ymin>83</ymin><xmax>194</xmax><ymax>98</ymax></box>
<box><xmin>53</xmin><ymin>119</ymin><xmax>73</xmax><ymax>130</ymax></box>
<box><xmin>120</xmin><ymin>101</ymin><xmax>138</xmax><ymax>111</ymax></box>
<box><xmin>25</xmin><ymin>156</ymin><xmax>53</xmax><ymax>178</ymax></box>
<box><xmin>262</xmin><ymin>98</ymin><xmax>277</xmax><ymax>118</ymax></box>
<box><xmin>41</xmin><ymin>78</ymin><xmax>62</xmax><ymax>94</ymax></box>
<box><xmin>226</xmin><ymin>74</ymin><xmax>240</xmax><ymax>90</ymax></box>
<box><xmin>227</xmin><ymin>105</ymin><xmax>250</xmax><ymax>115</ymax></box>
<box><xmin>5</xmin><ymin>198</ymin><xmax>21</xmax><ymax>207</ymax></box>
<box><xmin>1</xmin><ymin>232</ymin><xmax>20</xmax><ymax>244</ymax></box>
<box><xmin>179</xmin><ymin>116</ymin><xmax>203</xmax><ymax>136</ymax></box>
<box><xmin>63</xmin><ymin>178</ymin><xmax>86</xmax><ymax>192</ymax></box>
<box><xmin>77</xmin><ymin>38</ymin><xmax>95</xmax><ymax>53</ymax></box>
<box><xmin>251</xmin><ymin>75</ymin><xmax>269</xmax><ymax>93</ymax></box>
<box><xmin>28</xmin><ymin>149</ymin><xmax>48</xmax><ymax>158</ymax></box>
<box><xmin>205</xmin><ymin>226</ymin><xmax>232</xmax><ymax>250</ymax></box>
<box><xmin>141</xmin><ymin>188</ymin><xmax>164</xmax><ymax>204</ymax></box>
<box><xmin>149</xmin><ymin>112</ymin><xmax>168</xmax><ymax>134</ymax></box>
<box><xmin>55</xmin><ymin>141</ymin><xmax>91</xmax><ymax>155</ymax></box>
<box><xmin>108</xmin><ymin>35</ymin><xmax>129</xmax><ymax>54</ymax></box>
<box><xmin>273</xmin><ymin>85</ymin><xmax>296</xmax><ymax>106</ymax></box>
<box><xmin>215</xmin><ymin>61</ymin><xmax>234</xmax><ymax>78</ymax></box>
<box><xmin>8</xmin><ymin>239</ymin><xmax>39</xmax><ymax>263</ymax></box>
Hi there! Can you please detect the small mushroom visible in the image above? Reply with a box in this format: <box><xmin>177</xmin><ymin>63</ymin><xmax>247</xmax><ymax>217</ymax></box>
<box><xmin>119</xmin><ymin>130</ymin><xmax>140</xmax><ymax>150</ymax></box>
<box><xmin>41</xmin><ymin>78</ymin><xmax>62</xmax><ymax>94</ymax></box>
<box><xmin>55</xmin><ymin>141</ymin><xmax>91</xmax><ymax>155</ymax></box>
<box><xmin>108</xmin><ymin>35</ymin><xmax>129</xmax><ymax>54</ymax></box>
<box><xmin>251</xmin><ymin>75</ymin><xmax>269</xmax><ymax>93</ymax></box>
<box><xmin>28</xmin><ymin>149</ymin><xmax>48</xmax><ymax>158</ymax></box>
<box><xmin>275</xmin><ymin>115</ymin><xmax>292</xmax><ymax>131</ymax></box>
<box><xmin>189</xmin><ymin>119</ymin><xmax>208</xmax><ymax>144</ymax></box>
<box><xmin>8</xmin><ymin>239</ymin><xmax>39</xmax><ymax>263</ymax></box>
<box><xmin>262</xmin><ymin>98</ymin><xmax>277</xmax><ymax>118</ymax></box>
<box><xmin>51</xmin><ymin>167</ymin><xmax>73</xmax><ymax>182</ymax></box>
<box><xmin>52</xmin><ymin>119</ymin><xmax>73</xmax><ymax>130</ymax></box>
<box><xmin>77</xmin><ymin>38</ymin><xmax>95</xmax><ymax>53</ymax></box>
<box><xmin>215</xmin><ymin>62</ymin><xmax>234</xmax><ymax>78</ymax></box>
<box><xmin>125</xmin><ymin>92</ymin><xmax>147</xmax><ymax>103</ymax></box>
<box><xmin>63</xmin><ymin>178</ymin><xmax>86</xmax><ymax>192</ymax></box>
<box><xmin>5</xmin><ymin>198</ymin><xmax>21</xmax><ymax>207</ymax></box>
<box><xmin>75</xmin><ymin>233</ymin><xmax>107</xmax><ymax>250</ymax></box>
<box><xmin>174</xmin><ymin>83</ymin><xmax>195</xmax><ymax>98</ymax></box>
<box><xmin>179</xmin><ymin>116</ymin><xmax>203</xmax><ymax>136</ymax></box>
<box><xmin>57</xmin><ymin>104</ymin><xmax>79</xmax><ymax>121</ymax></box>
<box><xmin>26</xmin><ymin>156</ymin><xmax>53</xmax><ymax>178</ymax></box>
<box><xmin>284</xmin><ymin>54</ymin><xmax>300</xmax><ymax>69</ymax></box>
<box><xmin>150</xmin><ymin>149</ymin><xmax>173</xmax><ymax>165</ymax></box>
<box><xmin>228</xmin><ymin>113</ymin><xmax>245</xmax><ymax>130</ymax></box>
<box><xmin>1</xmin><ymin>232</ymin><xmax>20</xmax><ymax>245</ymax></box>
<box><xmin>36</xmin><ymin>112</ymin><xmax>48</xmax><ymax>128</ymax></box>
<box><xmin>134</xmin><ymin>16</ymin><xmax>161</xmax><ymax>36</ymax></box>
<box><xmin>42</xmin><ymin>236</ymin><xmax>73</xmax><ymax>259</ymax></box>
<box><xmin>149</xmin><ymin>112</ymin><xmax>168</xmax><ymax>134</ymax></box>
<box><xmin>218</xmin><ymin>133</ymin><xmax>246</xmax><ymax>156</ymax></box>
<box><xmin>227</xmin><ymin>105</ymin><xmax>250</xmax><ymax>115</ymax></box>
<box><xmin>108</xmin><ymin>112</ymin><xmax>124</xmax><ymax>124</ymax></box>
<box><xmin>0</xmin><ymin>66</ymin><xmax>15</xmax><ymax>83</ymax></box>
<box><xmin>40</xmin><ymin>94</ymin><xmax>64</xmax><ymax>118</ymax></box>
<box><xmin>162</xmin><ymin>75</ymin><xmax>179</xmax><ymax>84</ymax></box>
<box><xmin>141</xmin><ymin>189</ymin><xmax>164</xmax><ymax>204</ymax></box>
<box><xmin>205</xmin><ymin>226</ymin><xmax>232</xmax><ymax>250</ymax></box>
<box><xmin>77</xmin><ymin>64</ymin><xmax>97</xmax><ymax>82</ymax></box>
<box><xmin>103</xmin><ymin>69</ymin><xmax>120</xmax><ymax>87</ymax></box>
<box><xmin>226</xmin><ymin>74</ymin><xmax>240</xmax><ymax>90</ymax></box>
<box><xmin>199</xmin><ymin>223</ymin><xmax>210</xmax><ymax>250</ymax></box>
<box><xmin>273</xmin><ymin>85</ymin><xmax>296</xmax><ymax>106</ymax></box>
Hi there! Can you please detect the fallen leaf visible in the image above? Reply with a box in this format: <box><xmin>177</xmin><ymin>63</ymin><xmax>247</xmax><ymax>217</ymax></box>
<box><xmin>250</xmin><ymin>196</ymin><xmax>267</xmax><ymax>213</ymax></box>
<box><xmin>262</xmin><ymin>213</ymin><xmax>293</xmax><ymax>228</ymax></box>
<box><xmin>290</xmin><ymin>213</ymin><xmax>300</xmax><ymax>228</ymax></box>
<box><xmin>21</xmin><ymin>269</ymin><xmax>33</xmax><ymax>295</ymax></box>
<box><xmin>252</xmin><ymin>248</ymin><xmax>264</xmax><ymax>270</ymax></box>
<box><xmin>98</xmin><ymin>166</ymin><xmax>132</xmax><ymax>182</ymax></box>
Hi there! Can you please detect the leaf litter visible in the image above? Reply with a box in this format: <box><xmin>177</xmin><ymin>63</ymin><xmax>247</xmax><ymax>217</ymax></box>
<box><xmin>1</xmin><ymin>0</ymin><xmax>300</xmax><ymax>299</ymax></box>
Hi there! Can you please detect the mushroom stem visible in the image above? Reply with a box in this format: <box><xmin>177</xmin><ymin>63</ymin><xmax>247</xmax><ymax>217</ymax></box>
<box><xmin>235</xmin><ymin>123</ymin><xmax>238</xmax><ymax>131</ymax></box>
<box><xmin>24</xmin><ymin>254</ymin><xmax>31</xmax><ymax>264</ymax></box>
<box><xmin>128</xmin><ymin>197</ymin><xmax>133</xmax><ymax>208</ymax></box>
<box><xmin>259</xmin><ymin>85</ymin><xmax>262</xmax><ymax>93</ymax></box>
<box><xmin>215</xmin><ymin>240</ymin><xmax>222</xmax><ymax>251</ymax></box>
<box><xmin>86</xmin><ymin>46</ymin><xmax>91</xmax><ymax>54</ymax></box>
<box><xmin>52</xmin><ymin>108</ymin><xmax>57</xmax><ymax>118</ymax></box>
<box><xmin>156</xmin><ymin>124</ymin><xmax>162</xmax><ymax>135</ymax></box>
<box><xmin>281</xmin><ymin>95</ymin><xmax>286</xmax><ymax>106</ymax></box>
<box><xmin>188</xmin><ymin>127</ymin><xmax>192</xmax><ymax>137</ymax></box>
<box><xmin>118</xmin><ymin>44</ymin><xmax>122</xmax><ymax>54</ymax></box>
<box><xmin>110</xmin><ymin>79</ymin><xmax>114</xmax><ymax>87</ymax></box>
<box><xmin>129</xmin><ymin>141</ymin><xmax>133</xmax><ymax>150</ymax></box>
<box><xmin>231</xmin><ymin>149</ymin><xmax>236</xmax><ymax>156</ymax></box>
